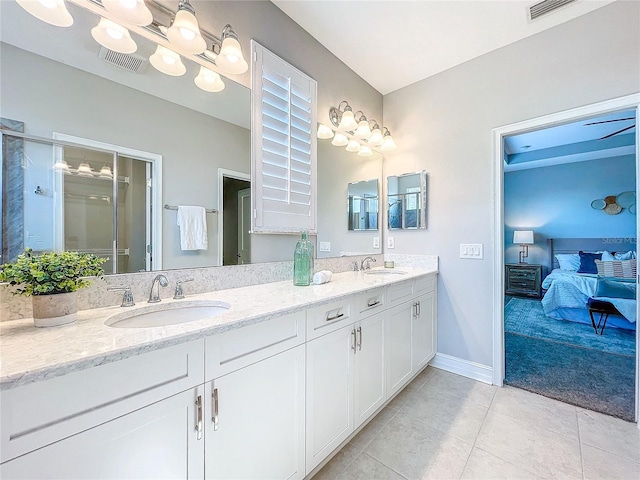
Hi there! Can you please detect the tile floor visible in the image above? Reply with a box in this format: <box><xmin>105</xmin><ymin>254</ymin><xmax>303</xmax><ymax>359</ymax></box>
<box><xmin>312</xmin><ymin>367</ymin><xmax>640</xmax><ymax>480</ymax></box>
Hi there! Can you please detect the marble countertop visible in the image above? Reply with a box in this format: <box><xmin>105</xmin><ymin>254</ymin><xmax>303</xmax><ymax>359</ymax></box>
<box><xmin>0</xmin><ymin>267</ymin><xmax>437</xmax><ymax>389</ymax></box>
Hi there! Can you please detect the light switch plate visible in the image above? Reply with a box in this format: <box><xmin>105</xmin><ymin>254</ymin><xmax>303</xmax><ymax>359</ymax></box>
<box><xmin>373</xmin><ymin>237</ymin><xmax>380</xmax><ymax>249</ymax></box>
<box><xmin>387</xmin><ymin>237</ymin><xmax>395</xmax><ymax>249</ymax></box>
<box><xmin>460</xmin><ymin>243</ymin><xmax>483</xmax><ymax>259</ymax></box>
<box><xmin>319</xmin><ymin>241</ymin><xmax>331</xmax><ymax>252</ymax></box>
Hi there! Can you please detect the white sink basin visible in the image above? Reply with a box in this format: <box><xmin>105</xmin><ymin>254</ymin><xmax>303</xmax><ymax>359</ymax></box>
<box><xmin>364</xmin><ymin>269</ymin><xmax>408</xmax><ymax>276</ymax></box>
<box><xmin>105</xmin><ymin>300</ymin><xmax>231</xmax><ymax>328</ymax></box>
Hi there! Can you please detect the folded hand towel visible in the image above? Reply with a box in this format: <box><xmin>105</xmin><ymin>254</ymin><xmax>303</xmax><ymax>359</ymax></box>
<box><xmin>177</xmin><ymin>205</ymin><xmax>208</xmax><ymax>251</ymax></box>
<box><xmin>312</xmin><ymin>270</ymin><xmax>333</xmax><ymax>285</ymax></box>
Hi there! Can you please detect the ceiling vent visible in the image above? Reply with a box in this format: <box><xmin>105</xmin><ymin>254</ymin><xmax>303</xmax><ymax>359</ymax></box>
<box><xmin>98</xmin><ymin>47</ymin><xmax>147</xmax><ymax>73</ymax></box>
<box><xmin>528</xmin><ymin>0</ymin><xmax>576</xmax><ymax>21</ymax></box>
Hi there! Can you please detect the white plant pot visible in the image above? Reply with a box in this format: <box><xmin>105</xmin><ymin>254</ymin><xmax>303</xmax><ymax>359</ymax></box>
<box><xmin>32</xmin><ymin>291</ymin><xmax>78</xmax><ymax>327</ymax></box>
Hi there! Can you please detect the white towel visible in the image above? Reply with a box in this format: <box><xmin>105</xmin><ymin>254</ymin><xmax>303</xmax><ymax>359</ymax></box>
<box><xmin>177</xmin><ymin>206</ymin><xmax>208</xmax><ymax>251</ymax></box>
<box><xmin>312</xmin><ymin>270</ymin><xmax>333</xmax><ymax>285</ymax></box>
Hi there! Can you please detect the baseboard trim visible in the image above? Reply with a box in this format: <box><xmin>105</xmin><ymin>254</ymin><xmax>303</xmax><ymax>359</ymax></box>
<box><xmin>431</xmin><ymin>353</ymin><xmax>494</xmax><ymax>384</ymax></box>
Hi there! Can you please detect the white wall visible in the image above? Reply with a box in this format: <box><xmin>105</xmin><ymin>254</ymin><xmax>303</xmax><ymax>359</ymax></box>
<box><xmin>382</xmin><ymin>1</ymin><xmax>640</xmax><ymax>368</ymax></box>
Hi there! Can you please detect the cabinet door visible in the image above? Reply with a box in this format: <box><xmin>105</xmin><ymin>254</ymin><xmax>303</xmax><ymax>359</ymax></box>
<box><xmin>412</xmin><ymin>291</ymin><xmax>436</xmax><ymax>371</ymax></box>
<box><xmin>354</xmin><ymin>311</ymin><xmax>385</xmax><ymax>428</ymax></box>
<box><xmin>385</xmin><ymin>301</ymin><xmax>414</xmax><ymax>398</ymax></box>
<box><xmin>305</xmin><ymin>324</ymin><xmax>355</xmax><ymax>474</ymax></box>
<box><xmin>205</xmin><ymin>345</ymin><xmax>305</xmax><ymax>480</ymax></box>
<box><xmin>0</xmin><ymin>387</ymin><xmax>205</xmax><ymax>480</ymax></box>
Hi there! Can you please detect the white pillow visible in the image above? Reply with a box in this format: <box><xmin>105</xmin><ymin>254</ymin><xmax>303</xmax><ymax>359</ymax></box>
<box><xmin>601</xmin><ymin>251</ymin><xmax>616</xmax><ymax>261</ymax></box>
<box><xmin>615</xmin><ymin>250</ymin><xmax>634</xmax><ymax>260</ymax></box>
<box><xmin>555</xmin><ymin>254</ymin><xmax>580</xmax><ymax>271</ymax></box>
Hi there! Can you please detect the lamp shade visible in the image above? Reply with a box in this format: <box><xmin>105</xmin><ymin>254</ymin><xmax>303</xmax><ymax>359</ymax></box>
<box><xmin>216</xmin><ymin>33</ymin><xmax>248</xmax><ymax>74</ymax></box>
<box><xmin>91</xmin><ymin>18</ymin><xmax>137</xmax><ymax>54</ymax></box>
<box><xmin>357</xmin><ymin>146</ymin><xmax>373</xmax><ymax>157</ymax></box>
<box><xmin>331</xmin><ymin>132</ymin><xmax>349</xmax><ymax>147</ymax></box>
<box><xmin>17</xmin><ymin>0</ymin><xmax>73</xmax><ymax>27</ymax></box>
<box><xmin>368</xmin><ymin>127</ymin><xmax>383</xmax><ymax>146</ymax></box>
<box><xmin>345</xmin><ymin>139</ymin><xmax>361</xmax><ymax>153</ymax></box>
<box><xmin>338</xmin><ymin>110</ymin><xmax>357</xmax><ymax>131</ymax></box>
<box><xmin>166</xmin><ymin>5</ymin><xmax>206</xmax><ymax>54</ymax></box>
<box><xmin>513</xmin><ymin>230</ymin><xmax>534</xmax><ymax>245</ymax></box>
<box><xmin>354</xmin><ymin>119</ymin><xmax>372</xmax><ymax>139</ymax></box>
<box><xmin>194</xmin><ymin>66</ymin><xmax>225</xmax><ymax>92</ymax></box>
<box><xmin>317</xmin><ymin>123</ymin><xmax>334</xmax><ymax>139</ymax></box>
<box><xmin>380</xmin><ymin>134</ymin><xmax>397</xmax><ymax>152</ymax></box>
<box><xmin>102</xmin><ymin>0</ymin><xmax>152</xmax><ymax>26</ymax></box>
<box><xmin>150</xmin><ymin>45</ymin><xmax>186</xmax><ymax>76</ymax></box>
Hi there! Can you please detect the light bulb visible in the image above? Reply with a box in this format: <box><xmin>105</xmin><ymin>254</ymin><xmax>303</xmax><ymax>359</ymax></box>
<box><xmin>317</xmin><ymin>124</ymin><xmax>334</xmax><ymax>139</ymax></box>
<box><xmin>194</xmin><ymin>66</ymin><xmax>225</xmax><ymax>93</ymax></box>
<box><xmin>345</xmin><ymin>140</ymin><xmax>361</xmax><ymax>153</ymax></box>
<box><xmin>16</xmin><ymin>0</ymin><xmax>73</xmax><ymax>27</ymax></box>
<box><xmin>150</xmin><ymin>45</ymin><xmax>186</xmax><ymax>76</ymax></box>
<box><xmin>102</xmin><ymin>0</ymin><xmax>152</xmax><ymax>26</ymax></box>
<box><xmin>331</xmin><ymin>133</ymin><xmax>349</xmax><ymax>147</ymax></box>
<box><xmin>91</xmin><ymin>18</ymin><xmax>137</xmax><ymax>54</ymax></box>
<box><xmin>166</xmin><ymin>6</ymin><xmax>206</xmax><ymax>54</ymax></box>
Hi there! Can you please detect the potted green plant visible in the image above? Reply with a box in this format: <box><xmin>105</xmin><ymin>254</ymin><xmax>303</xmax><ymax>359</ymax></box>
<box><xmin>0</xmin><ymin>248</ymin><xmax>106</xmax><ymax>327</ymax></box>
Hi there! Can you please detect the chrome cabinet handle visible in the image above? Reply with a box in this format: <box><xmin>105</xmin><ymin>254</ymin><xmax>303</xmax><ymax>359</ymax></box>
<box><xmin>326</xmin><ymin>312</ymin><xmax>344</xmax><ymax>322</ymax></box>
<box><xmin>367</xmin><ymin>299</ymin><xmax>381</xmax><ymax>308</ymax></box>
<box><xmin>417</xmin><ymin>301</ymin><xmax>421</xmax><ymax>316</ymax></box>
<box><xmin>212</xmin><ymin>387</ymin><xmax>219</xmax><ymax>431</ymax></box>
<box><xmin>195</xmin><ymin>395</ymin><xmax>203</xmax><ymax>440</ymax></box>
<box><xmin>357</xmin><ymin>326</ymin><xmax>362</xmax><ymax>351</ymax></box>
<box><xmin>351</xmin><ymin>329</ymin><xmax>357</xmax><ymax>353</ymax></box>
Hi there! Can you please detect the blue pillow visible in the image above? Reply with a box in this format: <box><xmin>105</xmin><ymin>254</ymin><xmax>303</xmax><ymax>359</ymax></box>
<box><xmin>577</xmin><ymin>251</ymin><xmax>602</xmax><ymax>274</ymax></box>
<box><xmin>595</xmin><ymin>278</ymin><xmax>636</xmax><ymax>299</ymax></box>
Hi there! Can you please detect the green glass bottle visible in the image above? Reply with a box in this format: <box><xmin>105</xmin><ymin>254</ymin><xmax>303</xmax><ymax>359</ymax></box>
<box><xmin>293</xmin><ymin>231</ymin><xmax>314</xmax><ymax>286</ymax></box>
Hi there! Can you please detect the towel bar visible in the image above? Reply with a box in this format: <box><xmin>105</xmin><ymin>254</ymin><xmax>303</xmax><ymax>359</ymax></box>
<box><xmin>164</xmin><ymin>204</ymin><xmax>218</xmax><ymax>214</ymax></box>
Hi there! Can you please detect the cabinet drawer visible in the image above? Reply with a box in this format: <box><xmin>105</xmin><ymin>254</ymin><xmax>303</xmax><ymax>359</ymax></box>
<box><xmin>206</xmin><ymin>311</ymin><xmax>305</xmax><ymax>380</ymax></box>
<box><xmin>1</xmin><ymin>339</ymin><xmax>204</xmax><ymax>463</ymax></box>
<box><xmin>386</xmin><ymin>280</ymin><xmax>414</xmax><ymax>309</ymax></box>
<box><xmin>358</xmin><ymin>288</ymin><xmax>386</xmax><ymax>315</ymax></box>
<box><xmin>306</xmin><ymin>298</ymin><xmax>357</xmax><ymax>340</ymax></box>
<box><xmin>414</xmin><ymin>274</ymin><xmax>436</xmax><ymax>295</ymax></box>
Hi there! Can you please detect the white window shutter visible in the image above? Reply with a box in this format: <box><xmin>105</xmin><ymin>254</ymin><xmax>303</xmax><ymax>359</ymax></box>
<box><xmin>251</xmin><ymin>41</ymin><xmax>317</xmax><ymax>234</ymax></box>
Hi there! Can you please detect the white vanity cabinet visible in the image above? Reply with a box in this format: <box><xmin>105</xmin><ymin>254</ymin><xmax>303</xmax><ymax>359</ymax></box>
<box><xmin>385</xmin><ymin>299</ymin><xmax>415</xmax><ymax>398</ymax></box>
<box><xmin>412</xmin><ymin>289</ymin><xmax>437</xmax><ymax>371</ymax></box>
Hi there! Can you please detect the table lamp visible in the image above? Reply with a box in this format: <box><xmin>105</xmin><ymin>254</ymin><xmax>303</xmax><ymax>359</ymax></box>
<box><xmin>513</xmin><ymin>230</ymin><xmax>534</xmax><ymax>264</ymax></box>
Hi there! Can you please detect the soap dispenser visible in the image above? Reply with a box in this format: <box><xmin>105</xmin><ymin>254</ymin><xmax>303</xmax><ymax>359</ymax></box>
<box><xmin>293</xmin><ymin>231</ymin><xmax>314</xmax><ymax>286</ymax></box>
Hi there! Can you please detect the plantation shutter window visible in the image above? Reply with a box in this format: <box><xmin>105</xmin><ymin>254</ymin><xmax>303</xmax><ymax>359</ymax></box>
<box><xmin>251</xmin><ymin>41</ymin><xmax>317</xmax><ymax>233</ymax></box>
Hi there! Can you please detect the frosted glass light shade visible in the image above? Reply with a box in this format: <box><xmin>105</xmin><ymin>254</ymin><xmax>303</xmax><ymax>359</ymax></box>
<box><xmin>368</xmin><ymin>128</ymin><xmax>383</xmax><ymax>146</ymax></box>
<box><xmin>91</xmin><ymin>18</ymin><xmax>137</xmax><ymax>54</ymax></box>
<box><xmin>380</xmin><ymin>134</ymin><xmax>397</xmax><ymax>152</ymax></box>
<box><xmin>76</xmin><ymin>163</ymin><xmax>94</xmax><ymax>178</ymax></box>
<box><xmin>53</xmin><ymin>159</ymin><xmax>71</xmax><ymax>174</ymax></box>
<box><xmin>513</xmin><ymin>230</ymin><xmax>534</xmax><ymax>245</ymax></box>
<box><xmin>338</xmin><ymin>110</ymin><xmax>357</xmax><ymax>131</ymax></box>
<box><xmin>317</xmin><ymin>124</ymin><xmax>334</xmax><ymax>139</ymax></box>
<box><xmin>17</xmin><ymin>0</ymin><xmax>73</xmax><ymax>27</ymax></box>
<box><xmin>354</xmin><ymin>120</ymin><xmax>372</xmax><ymax>139</ymax></box>
<box><xmin>102</xmin><ymin>0</ymin><xmax>152</xmax><ymax>26</ymax></box>
<box><xmin>357</xmin><ymin>146</ymin><xmax>373</xmax><ymax>157</ymax></box>
<box><xmin>216</xmin><ymin>36</ymin><xmax>248</xmax><ymax>74</ymax></box>
<box><xmin>345</xmin><ymin>140</ymin><xmax>361</xmax><ymax>153</ymax></box>
<box><xmin>331</xmin><ymin>133</ymin><xmax>349</xmax><ymax>146</ymax></box>
<box><xmin>150</xmin><ymin>45</ymin><xmax>186</xmax><ymax>76</ymax></box>
<box><xmin>166</xmin><ymin>8</ymin><xmax>206</xmax><ymax>54</ymax></box>
<box><xmin>98</xmin><ymin>165</ymin><xmax>114</xmax><ymax>180</ymax></box>
<box><xmin>194</xmin><ymin>66</ymin><xmax>225</xmax><ymax>93</ymax></box>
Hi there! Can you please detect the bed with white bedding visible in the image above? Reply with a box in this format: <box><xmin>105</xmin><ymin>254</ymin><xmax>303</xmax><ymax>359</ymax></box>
<box><xmin>542</xmin><ymin>238</ymin><xmax>637</xmax><ymax>331</ymax></box>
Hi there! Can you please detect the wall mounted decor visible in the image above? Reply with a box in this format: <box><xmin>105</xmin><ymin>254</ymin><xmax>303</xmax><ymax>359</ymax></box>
<box><xmin>590</xmin><ymin>191</ymin><xmax>636</xmax><ymax>215</ymax></box>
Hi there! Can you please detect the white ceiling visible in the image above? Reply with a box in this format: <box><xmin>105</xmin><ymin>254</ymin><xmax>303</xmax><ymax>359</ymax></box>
<box><xmin>272</xmin><ymin>0</ymin><xmax>617</xmax><ymax>95</ymax></box>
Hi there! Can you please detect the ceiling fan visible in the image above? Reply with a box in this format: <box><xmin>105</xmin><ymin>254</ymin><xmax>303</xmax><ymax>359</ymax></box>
<box><xmin>584</xmin><ymin>117</ymin><xmax>636</xmax><ymax>140</ymax></box>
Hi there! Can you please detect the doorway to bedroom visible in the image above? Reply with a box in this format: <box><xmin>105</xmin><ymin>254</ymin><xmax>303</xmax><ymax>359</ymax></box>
<box><xmin>498</xmin><ymin>99</ymin><xmax>638</xmax><ymax>422</ymax></box>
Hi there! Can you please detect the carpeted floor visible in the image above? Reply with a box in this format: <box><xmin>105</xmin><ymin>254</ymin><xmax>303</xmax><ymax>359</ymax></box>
<box><xmin>504</xmin><ymin>297</ymin><xmax>636</xmax><ymax>422</ymax></box>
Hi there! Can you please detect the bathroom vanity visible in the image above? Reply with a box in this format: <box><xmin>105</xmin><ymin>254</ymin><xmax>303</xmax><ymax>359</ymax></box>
<box><xmin>0</xmin><ymin>268</ymin><xmax>437</xmax><ymax>479</ymax></box>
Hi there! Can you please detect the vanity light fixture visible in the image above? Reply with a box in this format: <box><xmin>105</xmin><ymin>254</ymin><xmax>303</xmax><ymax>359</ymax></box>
<box><xmin>166</xmin><ymin>0</ymin><xmax>206</xmax><ymax>54</ymax></box>
<box><xmin>353</xmin><ymin>112</ymin><xmax>372</xmax><ymax>139</ymax></box>
<box><xmin>380</xmin><ymin>127</ymin><xmax>397</xmax><ymax>152</ymax></box>
<box><xmin>76</xmin><ymin>162</ymin><xmax>95</xmax><ymax>178</ymax></box>
<box><xmin>345</xmin><ymin>139</ymin><xmax>361</xmax><ymax>153</ymax></box>
<box><xmin>215</xmin><ymin>25</ymin><xmax>249</xmax><ymax>74</ymax></box>
<box><xmin>331</xmin><ymin>101</ymin><xmax>358</xmax><ymax>131</ymax></box>
<box><xmin>194</xmin><ymin>66</ymin><xmax>225</xmax><ymax>92</ymax></box>
<box><xmin>102</xmin><ymin>0</ymin><xmax>152</xmax><ymax>26</ymax></box>
<box><xmin>16</xmin><ymin>0</ymin><xmax>73</xmax><ymax>27</ymax></box>
<box><xmin>150</xmin><ymin>45</ymin><xmax>186</xmax><ymax>76</ymax></box>
<box><xmin>98</xmin><ymin>165</ymin><xmax>114</xmax><ymax>180</ymax></box>
<box><xmin>91</xmin><ymin>18</ymin><xmax>137</xmax><ymax>54</ymax></box>
<box><xmin>317</xmin><ymin>124</ymin><xmax>334</xmax><ymax>139</ymax></box>
<box><xmin>331</xmin><ymin>132</ymin><xmax>349</xmax><ymax>146</ymax></box>
<box><xmin>357</xmin><ymin>145</ymin><xmax>373</xmax><ymax>157</ymax></box>
<box><xmin>52</xmin><ymin>159</ymin><xmax>71</xmax><ymax>174</ymax></box>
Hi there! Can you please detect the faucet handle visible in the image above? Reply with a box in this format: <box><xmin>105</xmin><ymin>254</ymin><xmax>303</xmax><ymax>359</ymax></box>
<box><xmin>107</xmin><ymin>285</ymin><xmax>135</xmax><ymax>307</ymax></box>
<box><xmin>353</xmin><ymin>261</ymin><xmax>360</xmax><ymax>272</ymax></box>
<box><xmin>174</xmin><ymin>278</ymin><xmax>195</xmax><ymax>299</ymax></box>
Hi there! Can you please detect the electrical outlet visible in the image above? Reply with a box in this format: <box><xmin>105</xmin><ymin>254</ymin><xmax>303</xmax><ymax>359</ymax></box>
<box><xmin>387</xmin><ymin>236</ymin><xmax>395</xmax><ymax>249</ymax></box>
<box><xmin>373</xmin><ymin>237</ymin><xmax>380</xmax><ymax>249</ymax></box>
<box><xmin>319</xmin><ymin>241</ymin><xmax>331</xmax><ymax>252</ymax></box>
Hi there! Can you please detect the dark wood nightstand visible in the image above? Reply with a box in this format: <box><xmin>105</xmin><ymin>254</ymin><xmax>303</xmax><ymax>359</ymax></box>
<box><xmin>505</xmin><ymin>264</ymin><xmax>543</xmax><ymax>298</ymax></box>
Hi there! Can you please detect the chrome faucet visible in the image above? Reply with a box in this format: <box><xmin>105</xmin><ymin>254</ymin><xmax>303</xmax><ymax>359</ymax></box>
<box><xmin>361</xmin><ymin>256</ymin><xmax>376</xmax><ymax>270</ymax></box>
<box><xmin>148</xmin><ymin>274</ymin><xmax>169</xmax><ymax>303</ymax></box>
<box><xmin>107</xmin><ymin>285</ymin><xmax>135</xmax><ymax>307</ymax></box>
<box><xmin>173</xmin><ymin>278</ymin><xmax>195</xmax><ymax>299</ymax></box>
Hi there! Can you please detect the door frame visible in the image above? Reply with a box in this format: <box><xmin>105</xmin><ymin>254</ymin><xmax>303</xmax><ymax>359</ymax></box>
<box><xmin>217</xmin><ymin>168</ymin><xmax>251</xmax><ymax>266</ymax></box>
<box><xmin>492</xmin><ymin>93</ymin><xmax>640</xmax><ymax>422</ymax></box>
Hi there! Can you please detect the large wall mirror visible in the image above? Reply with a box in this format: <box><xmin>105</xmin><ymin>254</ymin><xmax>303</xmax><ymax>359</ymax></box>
<box><xmin>387</xmin><ymin>171</ymin><xmax>428</xmax><ymax>229</ymax></box>
<box><xmin>0</xmin><ymin>1</ymin><xmax>382</xmax><ymax>272</ymax></box>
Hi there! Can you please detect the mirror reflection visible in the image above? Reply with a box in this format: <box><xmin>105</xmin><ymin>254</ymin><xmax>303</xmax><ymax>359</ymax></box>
<box><xmin>347</xmin><ymin>179</ymin><xmax>379</xmax><ymax>231</ymax></box>
<box><xmin>387</xmin><ymin>171</ymin><xmax>428</xmax><ymax>229</ymax></box>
